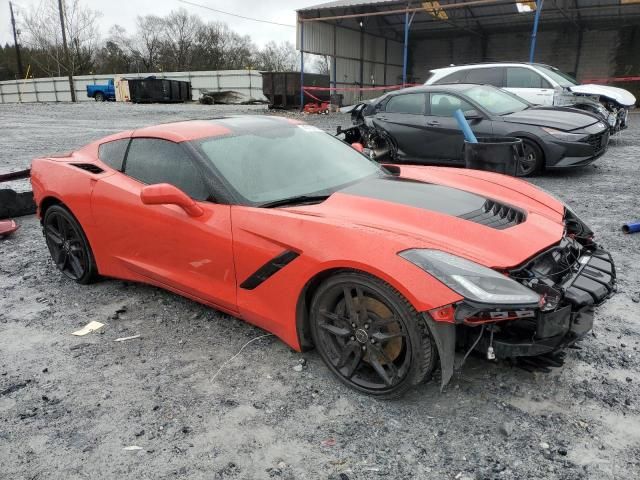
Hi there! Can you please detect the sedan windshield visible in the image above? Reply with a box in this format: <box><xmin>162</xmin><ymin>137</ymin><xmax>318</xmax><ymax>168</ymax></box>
<box><xmin>463</xmin><ymin>85</ymin><xmax>529</xmax><ymax>115</ymax></box>
<box><xmin>535</xmin><ymin>66</ymin><xmax>579</xmax><ymax>87</ymax></box>
<box><xmin>195</xmin><ymin>124</ymin><xmax>383</xmax><ymax>205</ymax></box>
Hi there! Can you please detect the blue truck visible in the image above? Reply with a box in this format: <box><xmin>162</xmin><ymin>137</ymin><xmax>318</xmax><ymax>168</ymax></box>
<box><xmin>86</xmin><ymin>79</ymin><xmax>115</xmax><ymax>101</ymax></box>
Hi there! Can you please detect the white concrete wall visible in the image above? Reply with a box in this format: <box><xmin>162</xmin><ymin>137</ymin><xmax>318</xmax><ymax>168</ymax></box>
<box><xmin>0</xmin><ymin>70</ymin><xmax>266</xmax><ymax>104</ymax></box>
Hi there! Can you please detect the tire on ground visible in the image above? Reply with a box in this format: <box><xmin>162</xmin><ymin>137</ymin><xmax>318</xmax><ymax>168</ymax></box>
<box><xmin>309</xmin><ymin>271</ymin><xmax>436</xmax><ymax>399</ymax></box>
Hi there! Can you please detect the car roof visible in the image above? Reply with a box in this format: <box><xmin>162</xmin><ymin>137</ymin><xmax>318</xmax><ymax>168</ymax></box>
<box><xmin>131</xmin><ymin>115</ymin><xmax>300</xmax><ymax>142</ymax></box>
<box><xmin>386</xmin><ymin>84</ymin><xmax>486</xmax><ymax>95</ymax></box>
<box><xmin>431</xmin><ymin>62</ymin><xmax>553</xmax><ymax>72</ymax></box>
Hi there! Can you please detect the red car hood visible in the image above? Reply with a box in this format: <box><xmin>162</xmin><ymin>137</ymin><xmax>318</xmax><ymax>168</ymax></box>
<box><xmin>287</xmin><ymin>166</ymin><xmax>565</xmax><ymax>269</ymax></box>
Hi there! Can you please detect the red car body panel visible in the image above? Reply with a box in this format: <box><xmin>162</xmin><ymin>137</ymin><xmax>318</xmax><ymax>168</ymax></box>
<box><xmin>30</xmin><ymin>120</ymin><xmax>570</xmax><ymax>352</ymax></box>
<box><xmin>0</xmin><ymin>219</ymin><xmax>19</xmax><ymax>237</ymax></box>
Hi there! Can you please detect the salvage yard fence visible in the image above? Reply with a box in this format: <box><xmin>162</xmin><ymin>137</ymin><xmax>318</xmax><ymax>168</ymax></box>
<box><xmin>0</xmin><ymin>70</ymin><xmax>266</xmax><ymax>104</ymax></box>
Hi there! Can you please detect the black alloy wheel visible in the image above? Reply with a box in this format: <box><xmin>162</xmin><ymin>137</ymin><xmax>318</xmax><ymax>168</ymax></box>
<box><xmin>518</xmin><ymin>139</ymin><xmax>543</xmax><ymax>177</ymax></box>
<box><xmin>310</xmin><ymin>272</ymin><xmax>436</xmax><ymax>398</ymax></box>
<box><xmin>368</xmin><ymin>132</ymin><xmax>397</xmax><ymax>163</ymax></box>
<box><xmin>43</xmin><ymin>205</ymin><xmax>97</xmax><ymax>284</ymax></box>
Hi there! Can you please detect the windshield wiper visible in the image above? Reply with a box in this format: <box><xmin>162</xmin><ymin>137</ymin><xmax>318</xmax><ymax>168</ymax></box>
<box><xmin>259</xmin><ymin>194</ymin><xmax>332</xmax><ymax>208</ymax></box>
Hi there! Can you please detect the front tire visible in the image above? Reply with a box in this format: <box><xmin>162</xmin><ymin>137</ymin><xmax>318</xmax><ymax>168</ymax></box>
<box><xmin>310</xmin><ymin>272</ymin><xmax>436</xmax><ymax>399</ymax></box>
<box><xmin>367</xmin><ymin>131</ymin><xmax>397</xmax><ymax>163</ymax></box>
<box><xmin>518</xmin><ymin>138</ymin><xmax>544</xmax><ymax>177</ymax></box>
<box><xmin>43</xmin><ymin>205</ymin><xmax>98</xmax><ymax>284</ymax></box>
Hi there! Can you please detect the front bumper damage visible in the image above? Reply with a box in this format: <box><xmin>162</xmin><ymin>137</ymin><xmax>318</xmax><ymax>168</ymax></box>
<box><xmin>425</xmin><ymin>239</ymin><xmax>616</xmax><ymax>390</ymax></box>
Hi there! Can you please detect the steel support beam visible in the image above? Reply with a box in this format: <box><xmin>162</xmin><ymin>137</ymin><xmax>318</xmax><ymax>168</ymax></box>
<box><xmin>402</xmin><ymin>11</ymin><xmax>415</xmax><ymax>85</ymax></box>
<box><xmin>300</xmin><ymin>0</ymin><xmax>515</xmax><ymax>23</ymax></box>
<box><xmin>529</xmin><ymin>0</ymin><xmax>544</xmax><ymax>63</ymax></box>
<box><xmin>300</xmin><ymin>20</ymin><xmax>305</xmax><ymax>109</ymax></box>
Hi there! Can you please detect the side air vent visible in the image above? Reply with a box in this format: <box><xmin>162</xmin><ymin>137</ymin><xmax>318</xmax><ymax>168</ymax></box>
<box><xmin>240</xmin><ymin>250</ymin><xmax>300</xmax><ymax>290</ymax></box>
<box><xmin>71</xmin><ymin>163</ymin><xmax>105</xmax><ymax>174</ymax></box>
<box><xmin>459</xmin><ymin>199</ymin><xmax>525</xmax><ymax>230</ymax></box>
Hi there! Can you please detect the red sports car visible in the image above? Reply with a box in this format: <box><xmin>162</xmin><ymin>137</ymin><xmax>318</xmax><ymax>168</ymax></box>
<box><xmin>30</xmin><ymin>116</ymin><xmax>615</xmax><ymax>398</ymax></box>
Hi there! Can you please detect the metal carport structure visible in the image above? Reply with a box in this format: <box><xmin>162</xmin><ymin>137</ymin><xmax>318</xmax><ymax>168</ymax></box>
<box><xmin>296</xmin><ymin>0</ymin><xmax>640</xmax><ymax>105</ymax></box>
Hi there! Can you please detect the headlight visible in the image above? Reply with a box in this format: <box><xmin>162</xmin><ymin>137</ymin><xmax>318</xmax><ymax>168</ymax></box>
<box><xmin>541</xmin><ymin>127</ymin><xmax>587</xmax><ymax>142</ymax></box>
<box><xmin>399</xmin><ymin>249</ymin><xmax>540</xmax><ymax>306</ymax></box>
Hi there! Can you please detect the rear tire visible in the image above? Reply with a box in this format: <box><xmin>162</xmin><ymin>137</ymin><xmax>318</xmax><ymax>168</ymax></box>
<box><xmin>94</xmin><ymin>92</ymin><xmax>105</xmax><ymax>102</ymax></box>
<box><xmin>518</xmin><ymin>138</ymin><xmax>544</xmax><ymax>177</ymax></box>
<box><xmin>309</xmin><ymin>272</ymin><xmax>436</xmax><ymax>399</ymax></box>
<box><xmin>43</xmin><ymin>205</ymin><xmax>98</xmax><ymax>285</ymax></box>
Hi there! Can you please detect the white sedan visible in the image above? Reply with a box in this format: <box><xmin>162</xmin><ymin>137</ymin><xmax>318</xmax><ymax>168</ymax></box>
<box><xmin>425</xmin><ymin>62</ymin><xmax>635</xmax><ymax>132</ymax></box>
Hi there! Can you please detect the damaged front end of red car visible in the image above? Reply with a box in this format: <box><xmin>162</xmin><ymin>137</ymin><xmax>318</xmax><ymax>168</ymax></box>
<box><xmin>418</xmin><ymin>208</ymin><xmax>616</xmax><ymax>389</ymax></box>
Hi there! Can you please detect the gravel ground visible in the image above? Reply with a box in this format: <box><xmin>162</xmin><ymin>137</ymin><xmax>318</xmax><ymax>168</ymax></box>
<box><xmin>1</xmin><ymin>102</ymin><xmax>639</xmax><ymax>480</ymax></box>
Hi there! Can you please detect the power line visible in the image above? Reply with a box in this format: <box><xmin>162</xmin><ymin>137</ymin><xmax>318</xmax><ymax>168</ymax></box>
<box><xmin>178</xmin><ymin>0</ymin><xmax>296</xmax><ymax>28</ymax></box>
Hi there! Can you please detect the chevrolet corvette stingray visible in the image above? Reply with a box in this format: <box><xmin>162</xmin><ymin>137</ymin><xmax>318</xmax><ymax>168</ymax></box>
<box><xmin>30</xmin><ymin>116</ymin><xmax>615</xmax><ymax>398</ymax></box>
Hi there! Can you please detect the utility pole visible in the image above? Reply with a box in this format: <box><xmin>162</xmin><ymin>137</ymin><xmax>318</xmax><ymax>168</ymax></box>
<box><xmin>58</xmin><ymin>0</ymin><xmax>76</xmax><ymax>102</ymax></box>
<box><xmin>9</xmin><ymin>1</ymin><xmax>24</xmax><ymax>79</ymax></box>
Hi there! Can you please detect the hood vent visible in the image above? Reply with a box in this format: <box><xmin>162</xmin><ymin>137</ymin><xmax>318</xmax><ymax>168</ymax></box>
<box><xmin>459</xmin><ymin>199</ymin><xmax>525</xmax><ymax>230</ymax></box>
<box><xmin>71</xmin><ymin>163</ymin><xmax>104</xmax><ymax>174</ymax></box>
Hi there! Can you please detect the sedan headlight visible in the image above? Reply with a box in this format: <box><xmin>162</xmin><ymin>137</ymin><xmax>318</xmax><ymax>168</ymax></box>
<box><xmin>541</xmin><ymin>127</ymin><xmax>587</xmax><ymax>142</ymax></box>
<box><xmin>400</xmin><ymin>249</ymin><xmax>540</xmax><ymax>306</ymax></box>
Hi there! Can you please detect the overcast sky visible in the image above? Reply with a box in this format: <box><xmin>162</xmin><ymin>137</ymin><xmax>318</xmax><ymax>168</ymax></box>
<box><xmin>1</xmin><ymin>0</ymin><xmax>321</xmax><ymax>47</ymax></box>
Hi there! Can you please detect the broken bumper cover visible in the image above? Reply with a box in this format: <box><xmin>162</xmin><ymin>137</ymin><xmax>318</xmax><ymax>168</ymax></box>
<box><xmin>481</xmin><ymin>249</ymin><xmax>616</xmax><ymax>358</ymax></box>
<box><xmin>475</xmin><ymin>305</ymin><xmax>595</xmax><ymax>358</ymax></box>
<box><xmin>423</xmin><ymin>248</ymin><xmax>616</xmax><ymax>389</ymax></box>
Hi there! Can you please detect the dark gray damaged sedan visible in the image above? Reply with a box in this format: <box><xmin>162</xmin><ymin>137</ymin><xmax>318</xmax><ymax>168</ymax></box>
<box><xmin>345</xmin><ymin>84</ymin><xmax>610</xmax><ymax>176</ymax></box>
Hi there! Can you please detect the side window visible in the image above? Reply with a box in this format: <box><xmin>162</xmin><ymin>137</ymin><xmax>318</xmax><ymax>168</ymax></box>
<box><xmin>98</xmin><ymin>139</ymin><xmax>129</xmax><ymax>170</ymax></box>
<box><xmin>385</xmin><ymin>93</ymin><xmax>427</xmax><ymax>115</ymax></box>
<box><xmin>433</xmin><ymin>70</ymin><xmax>468</xmax><ymax>85</ymax></box>
<box><xmin>124</xmin><ymin>138</ymin><xmax>209</xmax><ymax>201</ymax></box>
<box><xmin>466</xmin><ymin>67</ymin><xmax>504</xmax><ymax>87</ymax></box>
<box><xmin>429</xmin><ymin>93</ymin><xmax>474</xmax><ymax>117</ymax></box>
<box><xmin>506</xmin><ymin>67</ymin><xmax>550</xmax><ymax>88</ymax></box>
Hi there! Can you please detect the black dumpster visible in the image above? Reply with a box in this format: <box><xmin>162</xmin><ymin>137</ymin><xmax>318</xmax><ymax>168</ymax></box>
<box><xmin>127</xmin><ymin>77</ymin><xmax>192</xmax><ymax>103</ymax></box>
<box><xmin>261</xmin><ymin>71</ymin><xmax>329</xmax><ymax>109</ymax></box>
<box><xmin>464</xmin><ymin>137</ymin><xmax>524</xmax><ymax>176</ymax></box>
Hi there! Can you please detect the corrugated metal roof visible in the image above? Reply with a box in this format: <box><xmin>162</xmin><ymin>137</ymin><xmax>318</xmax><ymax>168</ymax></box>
<box><xmin>298</xmin><ymin>0</ymin><xmax>640</xmax><ymax>35</ymax></box>
<box><xmin>298</xmin><ymin>0</ymin><xmax>403</xmax><ymax>12</ymax></box>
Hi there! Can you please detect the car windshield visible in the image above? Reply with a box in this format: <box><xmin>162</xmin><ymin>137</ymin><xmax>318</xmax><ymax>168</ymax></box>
<box><xmin>194</xmin><ymin>123</ymin><xmax>383</xmax><ymax>205</ymax></box>
<box><xmin>463</xmin><ymin>85</ymin><xmax>529</xmax><ymax>115</ymax></box>
<box><xmin>535</xmin><ymin>65</ymin><xmax>579</xmax><ymax>87</ymax></box>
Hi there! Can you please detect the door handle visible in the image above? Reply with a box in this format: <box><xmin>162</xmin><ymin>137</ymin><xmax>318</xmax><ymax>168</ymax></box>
<box><xmin>427</xmin><ymin>120</ymin><xmax>440</xmax><ymax>126</ymax></box>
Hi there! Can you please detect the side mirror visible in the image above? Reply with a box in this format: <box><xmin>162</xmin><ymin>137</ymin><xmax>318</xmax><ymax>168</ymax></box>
<box><xmin>140</xmin><ymin>183</ymin><xmax>203</xmax><ymax>217</ymax></box>
<box><xmin>464</xmin><ymin>109</ymin><xmax>483</xmax><ymax>120</ymax></box>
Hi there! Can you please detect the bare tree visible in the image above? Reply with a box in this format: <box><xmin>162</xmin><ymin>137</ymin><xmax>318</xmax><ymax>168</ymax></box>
<box><xmin>95</xmin><ymin>25</ymin><xmax>133</xmax><ymax>74</ymax></box>
<box><xmin>218</xmin><ymin>28</ymin><xmax>255</xmax><ymax>70</ymax></box>
<box><xmin>191</xmin><ymin>22</ymin><xmax>253</xmax><ymax>71</ymax></box>
<box><xmin>313</xmin><ymin>55</ymin><xmax>330</xmax><ymax>75</ymax></box>
<box><xmin>161</xmin><ymin>9</ymin><xmax>201</xmax><ymax>71</ymax></box>
<box><xmin>131</xmin><ymin>15</ymin><xmax>164</xmax><ymax>71</ymax></box>
<box><xmin>22</xmin><ymin>0</ymin><xmax>100</xmax><ymax>76</ymax></box>
<box><xmin>255</xmin><ymin>41</ymin><xmax>298</xmax><ymax>72</ymax></box>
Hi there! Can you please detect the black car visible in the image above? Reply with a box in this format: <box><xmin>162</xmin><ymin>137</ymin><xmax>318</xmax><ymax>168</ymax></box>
<box><xmin>343</xmin><ymin>84</ymin><xmax>610</xmax><ymax>176</ymax></box>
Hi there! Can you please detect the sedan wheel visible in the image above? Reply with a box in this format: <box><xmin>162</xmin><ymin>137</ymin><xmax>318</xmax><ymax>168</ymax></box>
<box><xmin>518</xmin><ymin>139</ymin><xmax>543</xmax><ymax>177</ymax></box>
<box><xmin>310</xmin><ymin>272</ymin><xmax>436</xmax><ymax>398</ymax></box>
<box><xmin>367</xmin><ymin>132</ymin><xmax>397</xmax><ymax>163</ymax></box>
<box><xmin>43</xmin><ymin>205</ymin><xmax>97</xmax><ymax>284</ymax></box>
